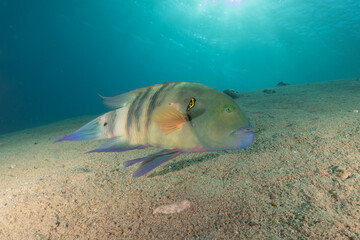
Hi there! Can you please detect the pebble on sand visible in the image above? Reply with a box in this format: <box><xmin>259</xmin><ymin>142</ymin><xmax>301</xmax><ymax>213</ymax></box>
<box><xmin>276</xmin><ymin>81</ymin><xmax>290</xmax><ymax>87</ymax></box>
<box><xmin>223</xmin><ymin>89</ymin><xmax>242</xmax><ymax>99</ymax></box>
<box><xmin>336</xmin><ymin>170</ymin><xmax>350</xmax><ymax>179</ymax></box>
<box><xmin>263</xmin><ymin>89</ymin><xmax>276</xmax><ymax>94</ymax></box>
<box><xmin>153</xmin><ymin>200</ymin><xmax>191</xmax><ymax>214</ymax></box>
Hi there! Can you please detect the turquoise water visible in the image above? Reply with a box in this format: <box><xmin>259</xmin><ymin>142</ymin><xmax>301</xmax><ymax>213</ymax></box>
<box><xmin>1</xmin><ymin>0</ymin><xmax>359</xmax><ymax>134</ymax></box>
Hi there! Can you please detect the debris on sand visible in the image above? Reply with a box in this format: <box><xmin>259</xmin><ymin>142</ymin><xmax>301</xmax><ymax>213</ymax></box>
<box><xmin>263</xmin><ymin>89</ymin><xmax>276</xmax><ymax>94</ymax></box>
<box><xmin>276</xmin><ymin>81</ymin><xmax>290</xmax><ymax>87</ymax></box>
<box><xmin>336</xmin><ymin>169</ymin><xmax>350</xmax><ymax>179</ymax></box>
<box><xmin>153</xmin><ymin>200</ymin><xmax>191</xmax><ymax>214</ymax></box>
<box><xmin>330</xmin><ymin>165</ymin><xmax>351</xmax><ymax>179</ymax></box>
<box><xmin>223</xmin><ymin>89</ymin><xmax>242</xmax><ymax>99</ymax></box>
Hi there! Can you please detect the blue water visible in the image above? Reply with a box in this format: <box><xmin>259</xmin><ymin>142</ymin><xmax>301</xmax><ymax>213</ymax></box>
<box><xmin>1</xmin><ymin>0</ymin><xmax>359</xmax><ymax>134</ymax></box>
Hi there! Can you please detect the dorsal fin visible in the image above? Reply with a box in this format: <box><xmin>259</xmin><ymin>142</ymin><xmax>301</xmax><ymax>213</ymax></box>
<box><xmin>99</xmin><ymin>91</ymin><xmax>137</xmax><ymax>109</ymax></box>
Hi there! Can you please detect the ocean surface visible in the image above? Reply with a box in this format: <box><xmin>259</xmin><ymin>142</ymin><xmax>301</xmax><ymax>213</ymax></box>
<box><xmin>1</xmin><ymin>0</ymin><xmax>359</xmax><ymax>133</ymax></box>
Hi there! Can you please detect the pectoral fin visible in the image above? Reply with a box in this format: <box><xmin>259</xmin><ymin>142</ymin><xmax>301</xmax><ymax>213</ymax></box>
<box><xmin>152</xmin><ymin>106</ymin><xmax>187</xmax><ymax>135</ymax></box>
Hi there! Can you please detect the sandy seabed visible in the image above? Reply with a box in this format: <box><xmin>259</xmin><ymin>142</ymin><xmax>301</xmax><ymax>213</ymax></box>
<box><xmin>0</xmin><ymin>78</ymin><xmax>359</xmax><ymax>239</ymax></box>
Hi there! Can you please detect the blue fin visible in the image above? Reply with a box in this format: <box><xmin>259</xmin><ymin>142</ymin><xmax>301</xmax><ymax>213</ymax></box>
<box><xmin>54</xmin><ymin>118</ymin><xmax>102</xmax><ymax>143</ymax></box>
<box><xmin>87</xmin><ymin>137</ymin><xmax>150</xmax><ymax>153</ymax></box>
<box><xmin>123</xmin><ymin>150</ymin><xmax>165</xmax><ymax>167</ymax></box>
<box><xmin>123</xmin><ymin>150</ymin><xmax>182</xmax><ymax>177</ymax></box>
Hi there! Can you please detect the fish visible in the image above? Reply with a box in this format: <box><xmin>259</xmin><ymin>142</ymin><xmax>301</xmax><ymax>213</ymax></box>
<box><xmin>54</xmin><ymin>82</ymin><xmax>255</xmax><ymax>177</ymax></box>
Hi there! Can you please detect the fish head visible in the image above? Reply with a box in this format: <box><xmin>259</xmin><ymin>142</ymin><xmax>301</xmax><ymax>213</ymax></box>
<box><xmin>184</xmin><ymin>86</ymin><xmax>254</xmax><ymax>151</ymax></box>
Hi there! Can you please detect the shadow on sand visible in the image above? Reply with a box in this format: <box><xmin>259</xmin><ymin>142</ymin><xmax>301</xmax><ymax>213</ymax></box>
<box><xmin>148</xmin><ymin>152</ymin><xmax>221</xmax><ymax>177</ymax></box>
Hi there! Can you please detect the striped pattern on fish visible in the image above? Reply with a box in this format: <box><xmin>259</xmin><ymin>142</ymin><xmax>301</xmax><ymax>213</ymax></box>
<box><xmin>55</xmin><ymin>82</ymin><xmax>255</xmax><ymax>177</ymax></box>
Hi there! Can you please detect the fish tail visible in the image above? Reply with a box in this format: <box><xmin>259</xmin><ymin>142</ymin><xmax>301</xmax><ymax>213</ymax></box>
<box><xmin>54</xmin><ymin>110</ymin><xmax>121</xmax><ymax>143</ymax></box>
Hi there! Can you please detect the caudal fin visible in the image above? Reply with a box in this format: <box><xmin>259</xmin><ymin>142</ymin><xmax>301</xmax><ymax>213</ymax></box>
<box><xmin>54</xmin><ymin>108</ymin><xmax>122</xmax><ymax>143</ymax></box>
<box><xmin>54</xmin><ymin>117</ymin><xmax>104</xmax><ymax>143</ymax></box>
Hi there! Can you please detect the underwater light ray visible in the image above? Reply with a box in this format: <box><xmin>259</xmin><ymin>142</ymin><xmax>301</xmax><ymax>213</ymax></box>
<box><xmin>199</xmin><ymin>0</ymin><xmax>248</xmax><ymax>8</ymax></box>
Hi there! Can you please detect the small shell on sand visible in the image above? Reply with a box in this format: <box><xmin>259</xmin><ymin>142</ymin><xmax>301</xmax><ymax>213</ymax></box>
<box><xmin>336</xmin><ymin>170</ymin><xmax>350</xmax><ymax>179</ymax></box>
<box><xmin>153</xmin><ymin>200</ymin><xmax>190</xmax><ymax>214</ymax></box>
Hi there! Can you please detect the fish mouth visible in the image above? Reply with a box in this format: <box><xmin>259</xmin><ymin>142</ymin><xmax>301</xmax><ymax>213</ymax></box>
<box><xmin>230</xmin><ymin>125</ymin><xmax>254</xmax><ymax>136</ymax></box>
<box><xmin>229</xmin><ymin>125</ymin><xmax>255</xmax><ymax>149</ymax></box>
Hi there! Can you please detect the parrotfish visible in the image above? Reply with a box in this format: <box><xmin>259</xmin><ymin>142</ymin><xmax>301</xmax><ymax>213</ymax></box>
<box><xmin>55</xmin><ymin>82</ymin><xmax>254</xmax><ymax>177</ymax></box>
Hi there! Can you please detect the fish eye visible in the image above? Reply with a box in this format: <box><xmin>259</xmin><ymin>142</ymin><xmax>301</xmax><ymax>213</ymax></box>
<box><xmin>224</xmin><ymin>104</ymin><xmax>234</xmax><ymax>113</ymax></box>
<box><xmin>186</xmin><ymin>97</ymin><xmax>196</xmax><ymax>111</ymax></box>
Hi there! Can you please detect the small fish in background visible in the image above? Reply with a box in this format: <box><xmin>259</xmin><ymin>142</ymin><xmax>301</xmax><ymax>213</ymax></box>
<box><xmin>54</xmin><ymin>82</ymin><xmax>255</xmax><ymax>177</ymax></box>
